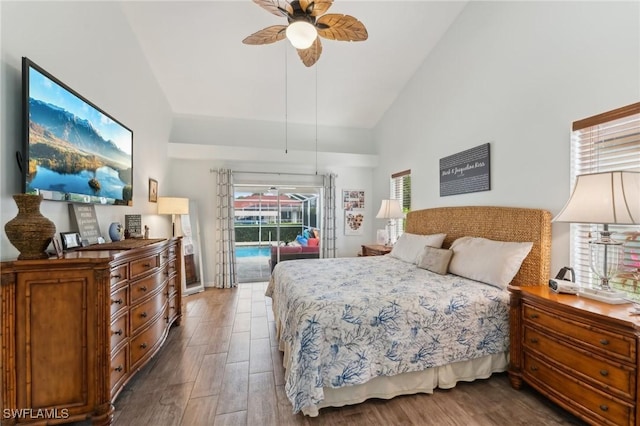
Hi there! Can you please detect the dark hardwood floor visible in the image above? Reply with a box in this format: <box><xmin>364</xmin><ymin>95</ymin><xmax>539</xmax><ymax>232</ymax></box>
<box><xmin>112</xmin><ymin>282</ymin><xmax>586</xmax><ymax>425</ymax></box>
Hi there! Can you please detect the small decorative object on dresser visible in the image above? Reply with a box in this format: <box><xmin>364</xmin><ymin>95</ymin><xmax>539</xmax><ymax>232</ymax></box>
<box><xmin>509</xmin><ymin>285</ymin><xmax>639</xmax><ymax>425</ymax></box>
<box><xmin>360</xmin><ymin>244</ymin><xmax>392</xmax><ymax>256</ymax></box>
<box><xmin>4</xmin><ymin>193</ymin><xmax>56</xmax><ymax>259</ymax></box>
<box><xmin>108</xmin><ymin>222</ymin><xmax>123</xmax><ymax>242</ymax></box>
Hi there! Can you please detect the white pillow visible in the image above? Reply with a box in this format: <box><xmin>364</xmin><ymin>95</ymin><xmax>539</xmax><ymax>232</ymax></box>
<box><xmin>389</xmin><ymin>233</ymin><xmax>447</xmax><ymax>264</ymax></box>
<box><xmin>449</xmin><ymin>237</ymin><xmax>533</xmax><ymax>289</ymax></box>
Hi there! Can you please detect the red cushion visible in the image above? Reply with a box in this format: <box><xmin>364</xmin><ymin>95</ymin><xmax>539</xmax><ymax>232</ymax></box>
<box><xmin>301</xmin><ymin>246</ymin><xmax>319</xmax><ymax>254</ymax></box>
<box><xmin>271</xmin><ymin>246</ymin><xmax>302</xmax><ymax>254</ymax></box>
<box><xmin>307</xmin><ymin>238</ymin><xmax>319</xmax><ymax>247</ymax></box>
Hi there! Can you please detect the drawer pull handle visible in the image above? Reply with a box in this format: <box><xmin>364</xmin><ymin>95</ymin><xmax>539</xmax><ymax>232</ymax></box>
<box><xmin>600</xmin><ymin>404</ymin><xmax>609</xmax><ymax>412</ymax></box>
<box><xmin>530</xmin><ymin>365</ymin><xmax>538</xmax><ymax>371</ymax></box>
<box><xmin>140</xmin><ymin>286</ymin><xmax>147</xmax><ymax>292</ymax></box>
<box><xmin>114</xmin><ymin>365</ymin><xmax>123</xmax><ymax>373</ymax></box>
<box><xmin>111</xmin><ymin>274</ymin><xmax>122</xmax><ymax>279</ymax></box>
<box><xmin>113</xmin><ymin>329</ymin><xmax>123</xmax><ymax>336</ymax></box>
<box><xmin>112</xmin><ymin>298</ymin><xmax>123</xmax><ymax>305</ymax></box>
<box><xmin>530</xmin><ymin>338</ymin><xmax>538</xmax><ymax>344</ymax></box>
<box><xmin>600</xmin><ymin>339</ymin><xmax>609</xmax><ymax>346</ymax></box>
<box><xmin>140</xmin><ymin>342</ymin><xmax>147</xmax><ymax>349</ymax></box>
<box><xmin>600</xmin><ymin>369</ymin><xmax>609</xmax><ymax>377</ymax></box>
<box><xmin>164</xmin><ymin>271</ymin><xmax>169</xmax><ymax>277</ymax></box>
<box><xmin>141</xmin><ymin>312</ymin><xmax>148</xmax><ymax>318</ymax></box>
<box><xmin>143</xmin><ymin>262</ymin><xmax>151</xmax><ymax>267</ymax></box>
<box><xmin>529</xmin><ymin>313</ymin><xmax>539</xmax><ymax>319</ymax></box>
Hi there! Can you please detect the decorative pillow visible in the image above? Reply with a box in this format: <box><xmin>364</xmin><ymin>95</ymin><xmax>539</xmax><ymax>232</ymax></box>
<box><xmin>416</xmin><ymin>246</ymin><xmax>454</xmax><ymax>275</ymax></box>
<box><xmin>389</xmin><ymin>232</ymin><xmax>447</xmax><ymax>264</ymax></box>
<box><xmin>449</xmin><ymin>236</ymin><xmax>533</xmax><ymax>289</ymax></box>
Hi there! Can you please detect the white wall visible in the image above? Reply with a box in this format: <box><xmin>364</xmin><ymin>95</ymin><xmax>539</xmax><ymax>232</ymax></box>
<box><xmin>0</xmin><ymin>2</ymin><xmax>174</xmax><ymax>259</ymax></box>
<box><xmin>373</xmin><ymin>1</ymin><xmax>640</xmax><ymax>276</ymax></box>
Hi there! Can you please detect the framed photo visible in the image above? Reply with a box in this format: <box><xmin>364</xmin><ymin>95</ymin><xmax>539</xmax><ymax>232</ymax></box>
<box><xmin>342</xmin><ymin>189</ymin><xmax>365</xmax><ymax>210</ymax></box>
<box><xmin>149</xmin><ymin>178</ymin><xmax>158</xmax><ymax>202</ymax></box>
<box><xmin>51</xmin><ymin>237</ymin><xmax>63</xmax><ymax>258</ymax></box>
<box><xmin>344</xmin><ymin>208</ymin><xmax>365</xmax><ymax>236</ymax></box>
<box><xmin>60</xmin><ymin>232</ymin><xmax>82</xmax><ymax>251</ymax></box>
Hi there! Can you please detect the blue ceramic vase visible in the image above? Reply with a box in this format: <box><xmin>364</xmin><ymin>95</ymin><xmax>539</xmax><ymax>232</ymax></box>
<box><xmin>109</xmin><ymin>222</ymin><xmax>123</xmax><ymax>242</ymax></box>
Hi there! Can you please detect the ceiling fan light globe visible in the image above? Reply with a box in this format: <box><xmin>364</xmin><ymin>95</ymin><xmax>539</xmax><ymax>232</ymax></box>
<box><xmin>286</xmin><ymin>21</ymin><xmax>317</xmax><ymax>49</ymax></box>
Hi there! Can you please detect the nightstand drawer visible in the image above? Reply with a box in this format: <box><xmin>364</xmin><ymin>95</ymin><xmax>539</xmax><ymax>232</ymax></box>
<box><xmin>524</xmin><ymin>326</ymin><xmax>635</xmax><ymax>399</ymax></box>
<box><xmin>524</xmin><ymin>352</ymin><xmax>633</xmax><ymax>426</ymax></box>
<box><xmin>523</xmin><ymin>304</ymin><xmax>634</xmax><ymax>362</ymax></box>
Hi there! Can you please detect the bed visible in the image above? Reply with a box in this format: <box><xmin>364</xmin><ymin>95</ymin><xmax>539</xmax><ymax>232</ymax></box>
<box><xmin>266</xmin><ymin>206</ymin><xmax>551</xmax><ymax>416</ymax></box>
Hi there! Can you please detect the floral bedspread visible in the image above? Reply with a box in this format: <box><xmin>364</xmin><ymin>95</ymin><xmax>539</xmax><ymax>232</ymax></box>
<box><xmin>266</xmin><ymin>255</ymin><xmax>510</xmax><ymax>414</ymax></box>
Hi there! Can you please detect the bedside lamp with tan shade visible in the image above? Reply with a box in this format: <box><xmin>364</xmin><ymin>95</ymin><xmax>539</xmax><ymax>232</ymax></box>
<box><xmin>157</xmin><ymin>197</ymin><xmax>189</xmax><ymax>237</ymax></box>
<box><xmin>553</xmin><ymin>171</ymin><xmax>640</xmax><ymax>303</ymax></box>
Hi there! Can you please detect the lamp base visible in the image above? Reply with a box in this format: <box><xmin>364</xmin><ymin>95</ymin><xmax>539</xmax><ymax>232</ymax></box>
<box><xmin>578</xmin><ymin>287</ymin><xmax>628</xmax><ymax>304</ymax></box>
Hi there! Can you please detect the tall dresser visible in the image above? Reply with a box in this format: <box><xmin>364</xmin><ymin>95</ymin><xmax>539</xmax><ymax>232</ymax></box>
<box><xmin>0</xmin><ymin>238</ymin><xmax>182</xmax><ymax>425</ymax></box>
<box><xmin>509</xmin><ymin>285</ymin><xmax>640</xmax><ymax>426</ymax></box>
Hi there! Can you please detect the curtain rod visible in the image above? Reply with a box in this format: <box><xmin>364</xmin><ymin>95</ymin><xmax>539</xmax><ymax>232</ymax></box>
<box><xmin>209</xmin><ymin>169</ymin><xmax>336</xmax><ymax>178</ymax></box>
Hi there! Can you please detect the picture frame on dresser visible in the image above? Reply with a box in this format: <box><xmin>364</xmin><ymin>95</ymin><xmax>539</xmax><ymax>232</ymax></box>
<box><xmin>60</xmin><ymin>231</ymin><xmax>81</xmax><ymax>250</ymax></box>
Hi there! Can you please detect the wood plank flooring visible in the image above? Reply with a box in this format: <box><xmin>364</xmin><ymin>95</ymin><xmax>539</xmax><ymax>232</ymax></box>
<box><xmin>112</xmin><ymin>282</ymin><xmax>586</xmax><ymax>425</ymax></box>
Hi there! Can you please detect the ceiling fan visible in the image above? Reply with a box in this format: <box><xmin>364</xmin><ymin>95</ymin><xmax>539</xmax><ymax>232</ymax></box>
<box><xmin>242</xmin><ymin>0</ymin><xmax>368</xmax><ymax>67</ymax></box>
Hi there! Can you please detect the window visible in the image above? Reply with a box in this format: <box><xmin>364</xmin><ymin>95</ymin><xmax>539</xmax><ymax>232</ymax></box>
<box><xmin>390</xmin><ymin>169</ymin><xmax>411</xmax><ymax>241</ymax></box>
<box><xmin>570</xmin><ymin>103</ymin><xmax>640</xmax><ymax>298</ymax></box>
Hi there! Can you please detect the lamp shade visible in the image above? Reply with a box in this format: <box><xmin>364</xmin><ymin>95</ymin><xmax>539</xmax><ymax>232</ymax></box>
<box><xmin>157</xmin><ymin>197</ymin><xmax>190</xmax><ymax>215</ymax></box>
<box><xmin>286</xmin><ymin>21</ymin><xmax>317</xmax><ymax>49</ymax></box>
<box><xmin>376</xmin><ymin>199</ymin><xmax>404</xmax><ymax>219</ymax></box>
<box><xmin>553</xmin><ymin>171</ymin><xmax>640</xmax><ymax>224</ymax></box>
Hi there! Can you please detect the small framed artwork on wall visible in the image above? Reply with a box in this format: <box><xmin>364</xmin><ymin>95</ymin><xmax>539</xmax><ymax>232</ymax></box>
<box><xmin>149</xmin><ymin>178</ymin><xmax>158</xmax><ymax>202</ymax></box>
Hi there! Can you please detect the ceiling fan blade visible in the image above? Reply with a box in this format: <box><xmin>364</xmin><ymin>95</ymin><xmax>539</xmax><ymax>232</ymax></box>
<box><xmin>242</xmin><ymin>25</ymin><xmax>288</xmax><ymax>45</ymax></box>
<box><xmin>298</xmin><ymin>0</ymin><xmax>333</xmax><ymax>17</ymax></box>
<box><xmin>297</xmin><ymin>38</ymin><xmax>323</xmax><ymax>67</ymax></box>
<box><xmin>252</xmin><ymin>0</ymin><xmax>293</xmax><ymax>17</ymax></box>
<box><xmin>316</xmin><ymin>14</ymin><xmax>368</xmax><ymax>41</ymax></box>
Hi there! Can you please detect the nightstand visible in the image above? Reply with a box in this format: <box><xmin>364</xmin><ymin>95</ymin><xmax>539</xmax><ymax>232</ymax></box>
<box><xmin>360</xmin><ymin>244</ymin><xmax>392</xmax><ymax>256</ymax></box>
<box><xmin>509</xmin><ymin>285</ymin><xmax>639</xmax><ymax>425</ymax></box>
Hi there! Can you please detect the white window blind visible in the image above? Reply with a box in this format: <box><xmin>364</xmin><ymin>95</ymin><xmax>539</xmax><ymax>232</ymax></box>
<box><xmin>570</xmin><ymin>103</ymin><xmax>640</xmax><ymax>298</ymax></box>
<box><xmin>390</xmin><ymin>169</ymin><xmax>411</xmax><ymax>241</ymax></box>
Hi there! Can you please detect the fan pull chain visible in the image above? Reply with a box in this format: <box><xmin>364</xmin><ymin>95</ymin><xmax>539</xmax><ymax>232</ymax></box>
<box><xmin>284</xmin><ymin>45</ymin><xmax>288</xmax><ymax>154</ymax></box>
<box><xmin>315</xmin><ymin>62</ymin><xmax>318</xmax><ymax>175</ymax></box>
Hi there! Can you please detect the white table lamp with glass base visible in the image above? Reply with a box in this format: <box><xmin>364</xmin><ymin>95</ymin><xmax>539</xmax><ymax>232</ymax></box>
<box><xmin>553</xmin><ymin>171</ymin><xmax>640</xmax><ymax>304</ymax></box>
<box><xmin>376</xmin><ymin>199</ymin><xmax>404</xmax><ymax>247</ymax></box>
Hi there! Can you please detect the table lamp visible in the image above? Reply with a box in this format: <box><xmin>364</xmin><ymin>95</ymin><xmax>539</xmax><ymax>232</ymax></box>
<box><xmin>376</xmin><ymin>199</ymin><xmax>404</xmax><ymax>246</ymax></box>
<box><xmin>158</xmin><ymin>197</ymin><xmax>190</xmax><ymax>237</ymax></box>
<box><xmin>553</xmin><ymin>171</ymin><xmax>640</xmax><ymax>302</ymax></box>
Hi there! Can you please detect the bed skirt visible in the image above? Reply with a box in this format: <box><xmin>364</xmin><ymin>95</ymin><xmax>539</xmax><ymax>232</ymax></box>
<box><xmin>275</xmin><ymin>321</ymin><xmax>509</xmax><ymax>417</ymax></box>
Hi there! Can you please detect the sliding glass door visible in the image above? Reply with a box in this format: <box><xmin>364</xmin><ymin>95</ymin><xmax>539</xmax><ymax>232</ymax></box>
<box><xmin>234</xmin><ymin>185</ymin><xmax>321</xmax><ymax>283</ymax></box>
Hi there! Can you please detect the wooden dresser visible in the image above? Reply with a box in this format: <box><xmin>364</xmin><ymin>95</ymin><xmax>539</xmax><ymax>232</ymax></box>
<box><xmin>509</xmin><ymin>285</ymin><xmax>639</xmax><ymax>426</ymax></box>
<box><xmin>0</xmin><ymin>238</ymin><xmax>182</xmax><ymax>425</ymax></box>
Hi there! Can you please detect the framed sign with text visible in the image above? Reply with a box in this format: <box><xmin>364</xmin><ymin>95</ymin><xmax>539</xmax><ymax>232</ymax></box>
<box><xmin>439</xmin><ymin>143</ymin><xmax>491</xmax><ymax>197</ymax></box>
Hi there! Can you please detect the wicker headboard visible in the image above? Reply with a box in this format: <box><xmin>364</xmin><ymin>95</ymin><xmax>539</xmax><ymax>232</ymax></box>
<box><xmin>405</xmin><ymin>206</ymin><xmax>552</xmax><ymax>287</ymax></box>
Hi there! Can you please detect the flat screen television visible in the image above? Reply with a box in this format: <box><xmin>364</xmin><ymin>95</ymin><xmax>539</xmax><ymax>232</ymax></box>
<box><xmin>22</xmin><ymin>57</ymin><xmax>133</xmax><ymax>205</ymax></box>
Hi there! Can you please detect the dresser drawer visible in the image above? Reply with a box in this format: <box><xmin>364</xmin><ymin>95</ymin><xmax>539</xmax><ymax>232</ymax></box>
<box><xmin>524</xmin><ymin>327</ymin><xmax>635</xmax><ymax>399</ymax></box>
<box><xmin>523</xmin><ymin>304</ymin><xmax>634</xmax><ymax>362</ymax></box>
<box><xmin>167</xmin><ymin>275</ymin><xmax>178</xmax><ymax>298</ymax></box>
<box><xmin>524</xmin><ymin>352</ymin><xmax>633</xmax><ymax>426</ymax></box>
<box><xmin>110</xmin><ymin>313</ymin><xmax>129</xmax><ymax>350</ymax></box>
<box><xmin>130</xmin><ymin>269</ymin><xmax>165</xmax><ymax>304</ymax></box>
<box><xmin>130</xmin><ymin>316</ymin><xmax>166</xmax><ymax>367</ymax></box>
<box><xmin>131</xmin><ymin>291</ymin><xmax>166</xmax><ymax>334</ymax></box>
<box><xmin>110</xmin><ymin>264</ymin><xmax>128</xmax><ymax>287</ymax></box>
<box><xmin>167</xmin><ymin>293</ymin><xmax>179</xmax><ymax>324</ymax></box>
<box><xmin>110</xmin><ymin>344</ymin><xmax>129</xmax><ymax>396</ymax></box>
<box><xmin>110</xmin><ymin>285</ymin><xmax>129</xmax><ymax>317</ymax></box>
<box><xmin>131</xmin><ymin>254</ymin><xmax>159</xmax><ymax>279</ymax></box>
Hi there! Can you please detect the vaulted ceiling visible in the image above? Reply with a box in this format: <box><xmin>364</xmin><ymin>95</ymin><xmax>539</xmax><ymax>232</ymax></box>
<box><xmin>121</xmin><ymin>1</ymin><xmax>467</xmax><ymax>129</ymax></box>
